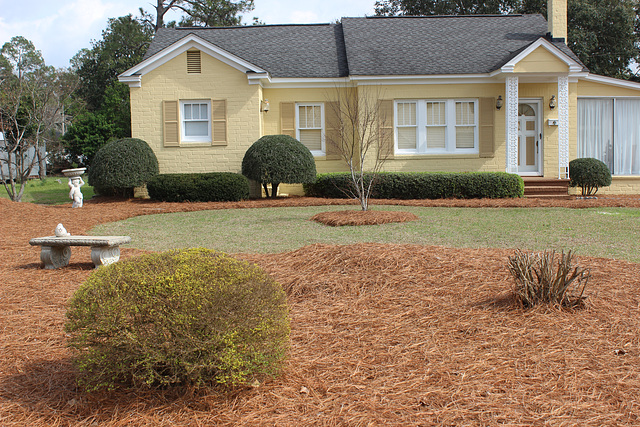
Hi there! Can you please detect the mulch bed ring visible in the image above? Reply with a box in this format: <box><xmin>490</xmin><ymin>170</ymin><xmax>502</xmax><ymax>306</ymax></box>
<box><xmin>310</xmin><ymin>209</ymin><xmax>419</xmax><ymax>226</ymax></box>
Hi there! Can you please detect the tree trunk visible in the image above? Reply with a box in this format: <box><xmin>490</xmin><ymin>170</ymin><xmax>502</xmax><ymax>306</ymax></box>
<box><xmin>36</xmin><ymin>145</ymin><xmax>46</xmax><ymax>179</ymax></box>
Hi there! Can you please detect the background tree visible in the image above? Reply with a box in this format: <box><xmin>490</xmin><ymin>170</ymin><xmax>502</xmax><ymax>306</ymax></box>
<box><xmin>139</xmin><ymin>0</ymin><xmax>183</xmax><ymax>31</ymax></box>
<box><xmin>140</xmin><ymin>0</ymin><xmax>255</xmax><ymax>30</ymax></box>
<box><xmin>0</xmin><ymin>36</ymin><xmax>77</xmax><ymax>201</ymax></box>
<box><xmin>65</xmin><ymin>15</ymin><xmax>152</xmax><ymax>166</ymax></box>
<box><xmin>373</xmin><ymin>0</ymin><xmax>520</xmax><ymax>15</ymax></box>
<box><xmin>324</xmin><ymin>86</ymin><xmax>391</xmax><ymax>211</ymax></box>
<box><xmin>566</xmin><ymin>0</ymin><xmax>637</xmax><ymax>78</ymax></box>
<box><xmin>374</xmin><ymin>0</ymin><xmax>640</xmax><ymax>79</ymax></box>
<box><xmin>177</xmin><ymin>0</ymin><xmax>255</xmax><ymax>26</ymax></box>
<box><xmin>73</xmin><ymin>16</ymin><xmax>151</xmax><ymax>112</ymax></box>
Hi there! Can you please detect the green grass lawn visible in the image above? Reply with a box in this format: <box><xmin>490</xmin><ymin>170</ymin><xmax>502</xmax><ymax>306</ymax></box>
<box><xmin>91</xmin><ymin>205</ymin><xmax>640</xmax><ymax>262</ymax></box>
<box><xmin>0</xmin><ymin>176</ymin><xmax>94</xmax><ymax>205</ymax></box>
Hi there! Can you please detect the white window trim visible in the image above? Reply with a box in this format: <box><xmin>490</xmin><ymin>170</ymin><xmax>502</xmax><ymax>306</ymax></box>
<box><xmin>180</xmin><ymin>99</ymin><xmax>211</xmax><ymax>143</ymax></box>
<box><xmin>394</xmin><ymin>99</ymin><xmax>479</xmax><ymax>155</ymax></box>
<box><xmin>295</xmin><ymin>102</ymin><xmax>325</xmax><ymax>156</ymax></box>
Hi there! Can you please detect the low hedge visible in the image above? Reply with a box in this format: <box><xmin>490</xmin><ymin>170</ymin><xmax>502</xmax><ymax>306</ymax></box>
<box><xmin>147</xmin><ymin>172</ymin><xmax>250</xmax><ymax>202</ymax></box>
<box><xmin>304</xmin><ymin>172</ymin><xmax>524</xmax><ymax>199</ymax></box>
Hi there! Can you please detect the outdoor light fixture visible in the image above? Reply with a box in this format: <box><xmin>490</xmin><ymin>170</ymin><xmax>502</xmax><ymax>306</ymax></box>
<box><xmin>549</xmin><ymin>95</ymin><xmax>556</xmax><ymax>109</ymax></box>
<box><xmin>496</xmin><ymin>95</ymin><xmax>503</xmax><ymax>110</ymax></box>
<box><xmin>261</xmin><ymin>99</ymin><xmax>270</xmax><ymax>113</ymax></box>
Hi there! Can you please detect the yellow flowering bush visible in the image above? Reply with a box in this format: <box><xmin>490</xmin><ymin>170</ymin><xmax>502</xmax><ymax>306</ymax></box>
<box><xmin>65</xmin><ymin>248</ymin><xmax>290</xmax><ymax>391</ymax></box>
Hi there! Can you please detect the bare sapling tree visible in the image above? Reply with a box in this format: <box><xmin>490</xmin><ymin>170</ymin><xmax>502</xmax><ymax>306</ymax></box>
<box><xmin>0</xmin><ymin>37</ymin><xmax>77</xmax><ymax>201</ymax></box>
<box><xmin>324</xmin><ymin>85</ymin><xmax>391</xmax><ymax>211</ymax></box>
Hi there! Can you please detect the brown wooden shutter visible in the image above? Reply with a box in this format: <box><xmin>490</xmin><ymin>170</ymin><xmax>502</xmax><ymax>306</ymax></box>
<box><xmin>324</xmin><ymin>101</ymin><xmax>341</xmax><ymax>160</ymax></box>
<box><xmin>280</xmin><ymin>102</ymin><xmax>295</xmax><ymax>137</ymax></box>
<box><xmin>479</xmin><ymin>97</ymin><xmax>495</xmax><ymax>158</ymax></box>
<box><xmin>211</xmin><ymin>99</ymin><xmax>227</xmax><ymax>146</ymax></box>
<box><xmin>378</xmin><ymin>99</ymin><xmax>394</xmax><ymax>159</ymax></box>
<box><xmin>163</xmin><ymin>100</ymin><xmax>180</xmax><ymax>147</ymax></box>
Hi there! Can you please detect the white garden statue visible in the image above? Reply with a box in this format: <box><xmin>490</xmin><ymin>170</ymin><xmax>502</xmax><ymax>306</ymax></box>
<box><xmin>62</xmin><ymin>168</ymin><xmax>87</xmax><ymax>208</ymax></box>
<box><xmin>68</xmin><ymin>176</ymin><xmax>85</xmax><ymax>208</ymax></box>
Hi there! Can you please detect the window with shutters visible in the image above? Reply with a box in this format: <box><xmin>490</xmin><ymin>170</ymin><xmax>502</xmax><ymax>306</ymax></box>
<box><xmin>296</xmin><ymin>103</ymin><xmax>324</xmax><ymax>155</ymax></box>
<box><xmin>180</xmin><ymin>100</ymin><xmax>211</xmax><ymax>143</ymax></box>
<box><xmin>394</xmin><ymin>99</ymin><xmax>478</xmax><ymax>154</ymax></box>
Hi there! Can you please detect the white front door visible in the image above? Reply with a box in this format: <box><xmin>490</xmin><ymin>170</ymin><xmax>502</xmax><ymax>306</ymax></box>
<box><xmin>518</xmin><ymin>101</ymin><xmax>542</xmax><ymax>175</ymax></box>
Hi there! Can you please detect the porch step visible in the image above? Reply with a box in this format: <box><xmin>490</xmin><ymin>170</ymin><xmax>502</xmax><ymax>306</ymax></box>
<box><xmin>522</xmin><ymin>177</ymin><xmax>570</xmax><ymax>199</ymax></box>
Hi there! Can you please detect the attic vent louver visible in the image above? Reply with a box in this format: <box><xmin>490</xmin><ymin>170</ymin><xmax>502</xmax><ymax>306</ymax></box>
<box><xmin>187</xmin><ymin>50</ymin><xmax>201</xmax><ymax>74</ymax></box>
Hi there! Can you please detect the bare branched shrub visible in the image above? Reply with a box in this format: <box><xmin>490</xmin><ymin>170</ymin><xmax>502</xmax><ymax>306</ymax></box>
<box><xmin>324</xmin><ymin>85</ymin><xmax>390</xmax><ymax>211</ymax></box>
<box><xmin>508</xmin><ymin>250</ymin><xmax>590</xmax><ymax>308</ymax></box>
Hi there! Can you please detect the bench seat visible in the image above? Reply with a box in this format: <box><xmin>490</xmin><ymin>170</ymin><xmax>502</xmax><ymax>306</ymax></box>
<box><xmin>29</xmin><ymin>235</ymin><xmax>131</xmax><ymax>269</ymax></box>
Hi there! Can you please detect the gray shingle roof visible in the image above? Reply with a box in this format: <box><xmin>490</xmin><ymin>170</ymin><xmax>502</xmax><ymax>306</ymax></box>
<box><xmin>145</xmin><ymin>24</ymin><xmax>349</xmax><ymax>78</ymax></box>
<box><xmin>143</xmin><ymin>15</ymin><xmax>587</xmax><ymax>78</ymax></box>
<box><xmin>342</xmin><ymin>15</ymin><xmax>585</xmax><ymax>75</ymax></box>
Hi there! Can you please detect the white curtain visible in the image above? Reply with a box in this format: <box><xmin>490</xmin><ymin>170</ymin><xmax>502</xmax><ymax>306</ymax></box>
<box><xmin>614</xmin><ymin>100</ymin><xmax>640</xmax><ymax>175</ymax></box>
<box><xmin>577</xmin><ymin>99</ymin><xmax>613</xmax><ymax>171</ymax></box>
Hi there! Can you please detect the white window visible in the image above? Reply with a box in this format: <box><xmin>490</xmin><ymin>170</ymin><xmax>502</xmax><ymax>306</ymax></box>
<box><xmin>455</xmin><ymin>101</ymin><xmax>476</xmax><ymax>149</ymax></box>
<box><xmin>180</xmin><ymin>100</ymin><xmax>211</xmax><ymax>143</ymax></box>
<box><xmin>296</xmin><ymin>103</ymin><xmax>324</xmax><ymax>155</ymax></box>
<box><xmin>426</xmin><ymin>101</ymin><xmax>446</xmax><ymax>149</ymax></box>
<box><xmin>578</xmin><ymin>98</ymin><xmax>640</xmax><ymax>175</ymax></box>
<box><xmin>397</xmin><ymin>102</ymin><xmax>417</xmax><ymax>150</ymax></box>
<box><xmin>395</xmin><ymin>99</ymin><xmax>478</xmax><ymax>154</ymax></box>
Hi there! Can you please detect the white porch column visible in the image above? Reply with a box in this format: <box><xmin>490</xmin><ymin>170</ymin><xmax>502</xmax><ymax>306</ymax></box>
<box><xmin>505</xmin><ymin>76</ymin><xmax>519</xmax><ymax>174</ymax></box>
<box><xmin>558</xmin><ymin>75</ymin><xmax>570</xmax><ymax>179</ymax></box>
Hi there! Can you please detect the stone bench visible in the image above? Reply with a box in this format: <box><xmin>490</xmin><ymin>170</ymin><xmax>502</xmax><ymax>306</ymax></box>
<box><xmin>29</xmin><ymin>235</ymin><xmax>132</xmax><ymax>270</ymax></box>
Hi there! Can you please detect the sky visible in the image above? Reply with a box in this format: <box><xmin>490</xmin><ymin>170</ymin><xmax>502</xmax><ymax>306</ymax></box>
<box><xmin>0</xmin><ymin>0</ymin><xmax>376</xmax><ymax>69</ymax></box>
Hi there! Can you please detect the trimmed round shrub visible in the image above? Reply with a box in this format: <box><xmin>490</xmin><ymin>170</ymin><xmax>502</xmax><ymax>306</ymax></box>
<box><xmin>65</xmin><ymin>248</ymin><xmax>290</xmax><ymax>391</ymax></box>
<box><xmin>241</xmin><ymin>134</ymin><xmax>316</xmax><ymax>198</ymax></box>
<box><xmin>147</xmin><ymin>173</ymin><xmax>250</xmax><ymax>202</ymax></box>
<box><xmin>569</xmin><ymin>158</ymin><xmax>612</xmax><ymax>196</ymax></box>
<box><xmin>88</xmin><ymin>138</ymin><xmax>159</xmax><ymax>197</ymax></box>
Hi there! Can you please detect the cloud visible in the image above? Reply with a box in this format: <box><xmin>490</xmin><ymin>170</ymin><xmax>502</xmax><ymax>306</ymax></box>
<box><xmin>1</xmin><ymin>0</ymin><xmax>139</xmax><ymax>68</ymax></box>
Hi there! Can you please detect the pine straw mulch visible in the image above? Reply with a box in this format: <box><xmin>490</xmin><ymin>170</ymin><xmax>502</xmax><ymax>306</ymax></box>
<box><xmin>311</xmin><ymin>210</ymin><xmax>419</xmax><ymax>226</ymax></box>
<box><xmin>1</xmin><ymin>195</ymin><xmax>640</xmax><ymax>426</ymax></box>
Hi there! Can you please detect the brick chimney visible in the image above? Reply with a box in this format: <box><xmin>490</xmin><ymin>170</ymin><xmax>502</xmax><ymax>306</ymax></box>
<box><xmin>548</xmin><ymin>0</ymin><xmax>567</xmax><ymax>41</ymax></box>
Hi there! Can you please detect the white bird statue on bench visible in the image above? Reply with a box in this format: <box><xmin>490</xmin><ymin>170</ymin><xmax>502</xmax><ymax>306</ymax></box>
<box><xmin>55</xmin><ymin>223</ymin><xmax>71</xmax><ymax>237</ymax></box>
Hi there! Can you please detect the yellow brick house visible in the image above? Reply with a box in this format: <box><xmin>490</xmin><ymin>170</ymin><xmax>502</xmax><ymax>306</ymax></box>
<box><xmin>119</xmin><ymin>0</ymin><xmax>640</xmax><ymax>195</ymax></box>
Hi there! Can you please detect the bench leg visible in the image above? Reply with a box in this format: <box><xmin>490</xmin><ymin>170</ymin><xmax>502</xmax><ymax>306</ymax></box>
<box><xmin>41</xmin><ymin>246</ymin><xmax>71</xmax><ymax>269</ymax></box>
<box><xmin>91</xmin><ymin>246</ymin><xmax>121</xmax><ymax>268</ymax></box>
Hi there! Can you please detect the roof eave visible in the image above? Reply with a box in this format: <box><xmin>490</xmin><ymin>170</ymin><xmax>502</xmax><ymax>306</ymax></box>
<box><xmin>582</xmin><ymin>74</ymin><xmax>640</xmax><ymax>90</ymax></box>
